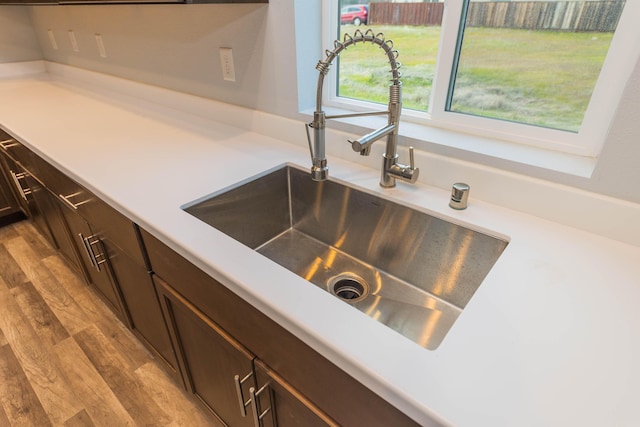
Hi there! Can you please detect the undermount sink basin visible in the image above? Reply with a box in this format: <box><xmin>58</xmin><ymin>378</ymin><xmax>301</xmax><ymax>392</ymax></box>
<box><xmin>183</xmin><ymin>164</ymin><xmax>508</xmax><ymax>349</ymax></box>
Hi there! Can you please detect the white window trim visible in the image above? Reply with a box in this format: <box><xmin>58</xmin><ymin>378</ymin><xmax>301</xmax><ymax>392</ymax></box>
<box><xmin>320</xmin><ymin>0</ymin><xmax>640</xmax><ymax>168</ymax></box>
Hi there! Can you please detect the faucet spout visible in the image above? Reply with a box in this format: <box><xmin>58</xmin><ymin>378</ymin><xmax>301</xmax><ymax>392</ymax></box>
<box><xmin>349</xmin><ymin>124</ymin><xmax>396</xmax><ymax>154</ymax></box>
<box><xmin>305</xmin><ymin>29</ymin><xmax>419</xmax><ymax>188</ymax></box>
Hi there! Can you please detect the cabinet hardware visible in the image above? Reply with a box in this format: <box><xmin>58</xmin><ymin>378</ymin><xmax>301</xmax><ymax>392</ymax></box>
<box><xmin>9</xmin><ymin>170</ymin><xmax>31</xmax><ymax>200</ymax></box>
<box><xmin>250</xmin><ymin>383</ymin><xmax>274</xmax><ymax>427</ymax></box>
<box><xmin>79</xmin><ymin>233</ymin><xmax>95</xmax><ymax>268</ymax></box>
<box><xmin>90</xmin><ymin>237</ymin><xmax>108</xmax><ymax>268</ymax></box>
<box><xmin>0</xmin><ymin>138</ymin><xmax>19</xmax><ymax>150</ymax></box>
<box><xmin>59</xmin><ymin>191</ymin><xmax>90</xmax><ymax>210</ymax></box>
<box><xmin>234</xmin><ymin>371</ymin><xmax>253</xmax><ymax>417</ymax></box>
<box><xmin>79</xmin><ymin>233</ymin><xmax>106</xmax><ymax>272</ymax></box>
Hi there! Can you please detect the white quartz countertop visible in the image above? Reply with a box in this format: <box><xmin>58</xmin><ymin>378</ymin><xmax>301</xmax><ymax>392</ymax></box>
<box><xmin>1</xmin><ymin>66</ymin><xmax>639</xmax><ymax>427</ymax></box>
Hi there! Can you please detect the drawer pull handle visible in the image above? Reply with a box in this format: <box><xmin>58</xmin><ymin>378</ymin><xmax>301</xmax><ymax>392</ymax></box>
<box><xmin>250</xmin><ymin>383</ymin><xmax>273</xmax><ymax>427</ymax></box>
<box><xmin>89</xmin><ymin>237</ymin><xmax>108</xmax><ymax>267</ymax></box>
<box><xmin>234</xmin><ymin>371</ymin><xmax>253</xmax><ymax>417</ymax></box>
<box><xmin>79</xmin><ymin>233</ymin><xmax>96</xmax><ymax>269</ymax></box>
<box><xmin>59</xmin><ymin>191</ymin><xmax>90</xmax><ymax>210</ymax></box>
<box><xmin>79</xmin><ymin>233</ymin><xmax>106</xmax><ymax>272</ymax></box>
<box><xmin>9</xmin><ymin>170</ymin><xmax>31</xmax><ymax>200</ymax></box>
<box><xmin>0</xmin><ymin>138</ymin><xmax>19</xmax><ymax>150</ymax></box>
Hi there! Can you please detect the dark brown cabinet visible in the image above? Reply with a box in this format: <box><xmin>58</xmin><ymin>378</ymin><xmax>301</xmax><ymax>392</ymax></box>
<box><xmin>57</xmin><ymin>197</ymin><xmax>125</xmax><ymax>314</ymax></box>
<box><xmin>109</xmin><ymin>243</ymin><xmax>178</xmax><ymax>377</ymax></box>
<box><xmin>0</xmin><ymin>137</ymin><xmax>23</xmax><ymax>225</ymax></box>
<box><xmin>0</xmin><ymin>160</ymin><xmax>22</xmax><ymax>225</ymax></box>
<box><xmin>37</xmin><ymin>153</ymin><xmax>180</xmax><ymax>376</ymax></box>
<box><xmin>21</xmin><ymin>152</ymin><xmax>130</xmax><ymax>319</ymax></box>
<box><xmin>141</xmin><ymin>229</ymin><xmax>418</xmax><ymax>427</ymax></box>
<box><xmin>25</xmin><ymin>173</ymin><xmax>86</xmax><ymax>275</ymax></box>
<box><xmin>157</xmin><ymin>277</ymin><xmax>256</xmax><ymax>427</ymax></box>
<box><xmin>0</xmin><ymin>149</ymin><xmax>55</xmax><ymax>246</ymax></box>
<box><xmin>155</xmin><ymin>275</ymin><xmax>336</xmax><ymax>427</ymax></box>
<box><xmin>0</xmin><ymin>174</ymin><xmax>19</xmax><ymax>222</ymax></box>
<box><xmin>0</xmin><ymin>131</ymin><xmax>178</xmax><ymax>378</ymax></box>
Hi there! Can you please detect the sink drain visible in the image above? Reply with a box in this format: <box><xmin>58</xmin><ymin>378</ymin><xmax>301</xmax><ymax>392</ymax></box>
<box><xmin>328</xmin><ymin>274</ymin><xmax>369</xmax><ymax>303</ymax></box>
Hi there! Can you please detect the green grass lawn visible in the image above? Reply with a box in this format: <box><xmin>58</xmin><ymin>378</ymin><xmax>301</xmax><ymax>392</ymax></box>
<box><xmin>337</xmin><ymin>25</ymin><xmax>613</xmax><ymax>132</ymax></box>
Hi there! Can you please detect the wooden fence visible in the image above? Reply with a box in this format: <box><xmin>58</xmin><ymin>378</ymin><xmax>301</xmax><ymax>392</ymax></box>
<box><xmin>369</xmin><ymin>1</ymin><xmax>624</xmax><ymax>32</ymax></box>
<box><xmin>370</xmin><ymin>2</ymin><xmax>444</xmax><ymax>26</ymax></box>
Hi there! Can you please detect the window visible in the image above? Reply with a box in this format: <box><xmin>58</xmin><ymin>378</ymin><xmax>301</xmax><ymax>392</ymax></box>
<box><xmin>327</xmin><ymin>0</ymin><xmax>638</xmax><ymax>158</ymax></box>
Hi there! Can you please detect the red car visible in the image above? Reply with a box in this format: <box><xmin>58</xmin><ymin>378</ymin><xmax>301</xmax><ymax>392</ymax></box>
<box><xmin>340</xmin><ymin>4</ymin><xmax>369</xmax><ymax>26</ymax></box>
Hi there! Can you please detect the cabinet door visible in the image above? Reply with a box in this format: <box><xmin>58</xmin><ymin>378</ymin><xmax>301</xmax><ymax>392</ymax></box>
<box><xmin>1</xmin><ymin>157</ymin><xmax>55</xmax><ymax>246</ymax></box>
<box><xmin>106</xmin><ymin>243</ymin><xmax>178</xmax><ymax>375</ymax></box>
<box><xmin>0</xmin><ymin>174</ymin><xmax>15</xmax><ymax>214</ymax></box>
<box><xmin>155</xmin><ymin>276</ymin><xmax>256</xmax><ymax>427</ymax></box>
<box><xmin>0</xmin><ymin>164</ymin><xmax>22</xmax><ymax>224</ymax></box>
<box><xmin>252</xmin><ymin>359</ymin><xmax>337</xmax><ymax>427</ymax></box>
<box><xmin>25</xmin><ymin>175</ymin><xmax>86</xmax><ymax>275</ymax></box>
<box><xmin>58</xmin><ymin>201</ymin><xmax>124</xmax><ymax>315</ymax></box>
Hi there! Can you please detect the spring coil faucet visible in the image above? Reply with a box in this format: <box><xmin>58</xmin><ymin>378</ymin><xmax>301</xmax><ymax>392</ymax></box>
<box><xmin>305</xmin><ymin>29</ymin><xmax>419</xmax><ymax>187</ymax></box>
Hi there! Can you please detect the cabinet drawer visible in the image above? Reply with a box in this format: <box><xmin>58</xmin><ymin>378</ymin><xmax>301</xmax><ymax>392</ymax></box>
<box><xmin>79</xmin><ymin>195</ymin><xmax>146</xmax><ymax>268</ymax></box>
<box><xmin>31</xmin><ymin>153</ymin><xmax>91</xmax><ymax>210</ymax></box>
<box><xmin>140</xmin><ymin>227</ymin><xmax>420</xmax><ymax>427</ymax></box>
<box><xmin>0</xmin><ymin>130</ymin><xmax>36</xmax><ymax>172</ymax></box>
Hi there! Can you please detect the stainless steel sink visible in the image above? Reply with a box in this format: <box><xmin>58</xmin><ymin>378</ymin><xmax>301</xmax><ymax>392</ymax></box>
<box><xmin>183</xmin><ymin>165</ymin><xmax>508</xmax><ymax>349</ymax></box>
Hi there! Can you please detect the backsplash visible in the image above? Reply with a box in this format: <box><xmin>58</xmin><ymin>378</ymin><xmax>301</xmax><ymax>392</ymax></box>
<box><xmin>0</xmin><ymin>7</ymin><xmax>42</xmax><ymax>63</ymax></box>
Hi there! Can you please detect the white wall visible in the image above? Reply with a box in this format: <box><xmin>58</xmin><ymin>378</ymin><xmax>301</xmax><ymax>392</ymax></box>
<box><xmin>28</xmin><ymin>3</ymin><xmax>294</xmax><ymax>114</ymax></box>
<box><xmin>587</xmin><ymin>55</ymin><xmax>640</xmax><ymax>201</ymax></box>
<box><xmin>21</xmin><ymin>0</ymin><xmax>640</xmax><ymax>203</ymax></box>
<box><xmin>0</xmin><ymin>6</ymin><xmax>42</xmax><ymax>63</ymax></box>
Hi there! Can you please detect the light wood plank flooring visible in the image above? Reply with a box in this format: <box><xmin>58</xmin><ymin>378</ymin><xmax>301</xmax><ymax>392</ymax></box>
<box><xmin>0</xmin><ymin>220</ymin><xmax>214</xmax><ymax>426</ymax></box>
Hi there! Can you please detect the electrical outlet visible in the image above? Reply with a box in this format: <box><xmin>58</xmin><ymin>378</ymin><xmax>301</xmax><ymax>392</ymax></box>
<box><xmin>47</xmin><ymin>29</ymin><xmax>58</xmax><ymax>50</ymax></box>
<box><xmin>219</xmin><ymin>47</ymin><xmax>236</xmax><ymax>82</ymax></box>
<box><xmin>68</xmin><ymin>30</ymin><xmax>79</xmax><ymax>52</ymax></box>
<box><xmin>95</xmin><ymin>34</ymin><xmax>107</xmax><ymax>58</ymax></box>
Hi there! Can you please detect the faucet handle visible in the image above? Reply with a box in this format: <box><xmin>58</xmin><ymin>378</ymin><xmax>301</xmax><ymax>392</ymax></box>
<box><xmin>383</xmin><ymin>146</ymin><xmax>420</xmax><ymax>187</ymax></box>
<box><xmin>403</xmin><ymin>146</ymin><xmax>420</xmax><ymax>184</ymax></box>
<box><xmin>409</xmin><ymin>146</ymin><xmax>415</xmax><ymax>170</ymax></box>
<box><xmin>399</xmin><ymin>146</ymin><xmax>419</xmax><ymax>183</ymax></box>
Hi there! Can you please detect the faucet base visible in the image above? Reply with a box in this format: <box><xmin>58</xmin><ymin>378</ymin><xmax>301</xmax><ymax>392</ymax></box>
<box><xmin>380</xmin><ymin>154</ymin><xmax>398</xmax><ymax>188</ymax></box>
<box><xmin>381</xmin><ymin>153</ymin><xmax>419</xmax><ymax>188</ymax></box>
<box><xmin>311</xmin><ymin>164</ymin><xmax>329</xmax><ymax>181</ymax></box>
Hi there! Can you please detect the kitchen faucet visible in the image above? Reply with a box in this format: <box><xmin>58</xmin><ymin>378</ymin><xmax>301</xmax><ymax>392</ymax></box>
<box><xmin>305</xmin><ymin>29</ymin><xmax>419</xmax><ymax>188</ymax></box>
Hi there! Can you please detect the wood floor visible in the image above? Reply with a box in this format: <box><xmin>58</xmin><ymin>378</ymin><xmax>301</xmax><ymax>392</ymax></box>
<box><xmin>0</xmin><ymin>220</ymin><xmax>215</xmax><ymax>426</ymax></box>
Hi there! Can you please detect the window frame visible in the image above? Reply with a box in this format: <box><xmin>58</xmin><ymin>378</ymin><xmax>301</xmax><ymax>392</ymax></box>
<box><xmin>322</xmin><ymin>0</ymin><xmax>640</xmax><ymax>159</ymax></box>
